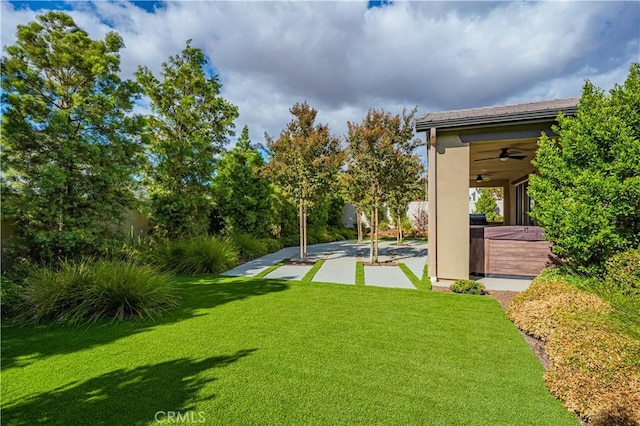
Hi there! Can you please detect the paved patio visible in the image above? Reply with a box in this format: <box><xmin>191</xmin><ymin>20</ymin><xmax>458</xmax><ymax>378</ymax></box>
<box><xmin>224</xmin><ymin>240</ymin><xmax>532</xmax><ymax>291</ymax></box>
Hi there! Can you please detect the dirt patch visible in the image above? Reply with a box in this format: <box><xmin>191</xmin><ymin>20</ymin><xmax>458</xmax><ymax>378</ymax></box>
<box><xmin>433</xmin><ymin>285</ymin><xmax>550</xmax><ymax>369</ymax></box>
<box><xmin>362</xmin><ymin>261</ymin><xmax>398</xmax><ymax>266</ymax></box>
<box><xmin>286</xmin><ymin>261</ymin><xmax>316</xmax><ymax>266</ymax></box>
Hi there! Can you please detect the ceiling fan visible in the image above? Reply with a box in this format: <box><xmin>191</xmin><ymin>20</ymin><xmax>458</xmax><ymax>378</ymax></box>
<box><xmin>474</xmin><ymin>147</ymin><xmax>527</xmax><ymax>162</ymax></box>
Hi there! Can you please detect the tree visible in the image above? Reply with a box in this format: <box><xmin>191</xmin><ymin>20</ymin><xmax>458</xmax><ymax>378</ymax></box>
<box><xmin>212</xmin><ymin>125</ymin><xmax>274</xmax><ymax>237</ymax></box>
<box><xmin>386</xmin><ymin>153</ymin><xmax>425</xmax><ymax>244</ymax></box>
<box><xmin>263</xmin><ymin>101</ymin><xmax>344</xmax><ymax>261</ymax></box>
<box><xmin>135</xmin><ymin>40</ymin><xmax>238</xmax><ymax>240</ymax></box>
<box><xmin>340</xmin><ymin>165</ymin><xmax>369</xmax><ymax>243</ymax></box>
<box><xmin>347</xmin><ymin>108</ymin><xmax>418</xmax><ymax>262</ymax></box>
<box><xmin>1</xmin><ymin>12</ymin><xmax>145</xmax><ymax>263</ymax></box>
<box><xmin>474</xmin><ymin>188</ymin><xmax>499</xmax><ymax>222</ymax></box>
<box><xmin>529</xmin><ymin>63</ymin><xmax>640</xmax><ymax>273</ymax></box>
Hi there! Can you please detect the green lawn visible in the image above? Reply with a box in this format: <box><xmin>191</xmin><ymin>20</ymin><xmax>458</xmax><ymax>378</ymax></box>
<box><xmin>1</xmin><ymin>276</ymin><xmax>576</xmax><ymax>425</ymax></box>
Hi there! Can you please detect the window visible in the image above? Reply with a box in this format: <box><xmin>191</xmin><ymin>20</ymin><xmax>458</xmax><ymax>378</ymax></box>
<box><xmin>515</xmin><ymin>179</ymin><xmax>535</xmax><ymax>226</ymax></box>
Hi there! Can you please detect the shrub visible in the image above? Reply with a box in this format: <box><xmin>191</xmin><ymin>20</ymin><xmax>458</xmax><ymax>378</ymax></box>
<box><xmin>508</xmin><ymin>275</ymin><xmax>640</xmax><ymax>424</ymax></box>
<box><xmin>16</xmin><ymin>260</ymin><xmax>180</xmax><ymax>324</ymax></box>
<box><xmin>528</xmin><ymin>64</ymin><xmax>640</xmax><ymax>273</ymax></box>
<box><xmin>142</xmin><ymin>237</ymin><xmax>238</xmax><ymax>275</ymax></box>
<box><xmin>605</xmin><ymin>249</ymin><xmax>640</xmax><ymax>296</ymax></box>
<box><xmin>282</xmin><ymin>235</ymin><xmax>300</xmax><ymax>248</ymax></box>
<box><xmin>330</xmin><ymin>227</ymin><xmax>356</xmax><ymax>240</ymax></box>
<box><xmin>229</xmin><ymin>233</ymin><xmax>268</xmax><ymax>261</ymax></box>
<box><xmin>0</xmin><ymin>276</ymin><xmax>24</xmax><ymax>316</ymax></box>
<box><xmin>260</xmin><ymin>238</ymin><xmax>283</xmax><ymax>253</ymax></box>
<box><xmin>450</xmin><ymin>279</ymin><xmax>485</xmax><ymax>295</ymax></box>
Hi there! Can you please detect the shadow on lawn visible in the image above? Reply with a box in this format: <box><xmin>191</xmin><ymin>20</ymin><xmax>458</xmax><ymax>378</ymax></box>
<box><xmin>1</xmin><ymin>349</ymin><xmax>256</xmax><ymax>426</ymax></box>
<box><xmin>1</xmin><ymin>276</ymin><xmax>288</xmax><ymax>369</ymax></box>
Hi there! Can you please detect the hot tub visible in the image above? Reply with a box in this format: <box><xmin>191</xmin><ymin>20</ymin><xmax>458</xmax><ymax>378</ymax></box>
<box><xmin>470</xmin><ymin>226</ymin><xmax>553</xmax><ymax>278</ymax></box>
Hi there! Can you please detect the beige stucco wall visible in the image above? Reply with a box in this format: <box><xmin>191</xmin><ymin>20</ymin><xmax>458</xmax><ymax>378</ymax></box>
<box><xmin>435</xmin><ymin>134</ymin><xmax>470</xmax><ymax>280</ymax></box>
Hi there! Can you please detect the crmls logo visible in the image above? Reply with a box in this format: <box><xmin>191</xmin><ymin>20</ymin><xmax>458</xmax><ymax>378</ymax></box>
<box><xmin>155</xmin><ymin>411</ymin><xmax>206</xmax><ymax>424</ymax></box>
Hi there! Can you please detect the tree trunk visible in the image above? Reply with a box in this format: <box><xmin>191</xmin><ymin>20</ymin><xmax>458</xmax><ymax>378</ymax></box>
<box><xmin>303</xmin><ymin>204</ymin><xmax>308</xmax><ymax>262</ymax></box>
<box><xmin>373</xmin><ymin>205</ymin><xmax>379</xmax><ymax>263</ymax></box>
<box><xmin>397</xmin><ymin>215</ymin><xmax>403</xmax><ymax>245</ymax></box>
<box><xmin>370</xmin><ymin>206</ymin><xmax>374</xmax><ymax>263</ymax></box>
<box><xmin>299</xmin><ymin>203</ymin><xmax>304</xmax><ymax>261</ymax></box>
<box><xmin>356</xmin><ymin>210</ymin><xmax>362</xmax><ymax>243</ymax></box>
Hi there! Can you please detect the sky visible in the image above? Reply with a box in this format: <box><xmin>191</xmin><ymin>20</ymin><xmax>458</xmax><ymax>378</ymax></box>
<box><xmin>2</xmin><ymin>0</ymin><xmax>639</xmax><ymax>147</ymax></box>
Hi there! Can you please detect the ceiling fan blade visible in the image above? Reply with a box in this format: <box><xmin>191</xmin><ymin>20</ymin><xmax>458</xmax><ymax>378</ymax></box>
<box><xmin>508</xmin><ymin>155</ymin><xmax>527</xmax><ymax>160</ymax></box>
<box><xmin>473</xmin><ymin>156</ymin><xmax>500</xmax><ymax>162</ymax></box>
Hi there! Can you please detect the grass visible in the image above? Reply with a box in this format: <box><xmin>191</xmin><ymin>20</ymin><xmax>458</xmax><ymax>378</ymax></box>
<box><xmin>1</xmin><ymin>276</ymin><xmax>577</xmax><ymax>425</ymax></box>
<box><xmin>422</xmin><ymin>264</ymin><xmax>432</xmax><ymax>290</ymax></box>
<box><xmin>301</xmin><ymin>259</ymin><xmax>325</xmax><ymax>282</ymax></box>
<box><xmin>254</xmin><ymin>259</ymin><xmax>289</xmax><ymax>279</ymax></box>
<box><xmin>355</xmin><ymin>261</ymin><xmax>365</xmax><ymax>286</ymax></box>
<box><xmin>398</xmin><ymin>262</ymin><xmax>427</xmax><ymax>290</ymax></box>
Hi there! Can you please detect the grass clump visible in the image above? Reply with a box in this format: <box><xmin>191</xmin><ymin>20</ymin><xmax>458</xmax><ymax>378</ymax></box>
<box><xmin>302</xmin><ymin>259</ymin><xmax>325</xmax><ymax>282</ymax></box>
<box><xmin>229</xmin><ymin>233</ymin><xmax>269</xmax><ymax>261</ymax></box>
<box><xmin>450</xmin><ymin>279</ymin><xmax>485</xmax><ymax>295</ymax></box>
<box><xmin>508</xmin><ymin>275</ymin><xmax>640</xmax><ymax>424</ymax></box>
<box><xmin>143</xmin><ymin>237</ymin><xmax>238</xmax><ymax>275</ymax></box>
<box><xmin>14</xmin><ymin>259</ymin><xmax>180</xmax><ymax>325</ymax></box>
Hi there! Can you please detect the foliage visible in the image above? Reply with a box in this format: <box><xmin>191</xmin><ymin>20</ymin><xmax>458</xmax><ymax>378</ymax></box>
<box><xmin>450</xmin><ymin>279</ymin><xmax>486</xmax><ymax>295</ymax></box>
<box><xmin>473</xmin><ymin>188</ymin><xmax>500</xmax><ymax>222</ymax></box>
<box><xmin>263</xmin><ymin>101</ymin><xmax>344</xmax><ymax>261</ymax></box>
<box><xmin>387</xmin><ymin>154</ymin><xmax>425</xmax><ymax>244</ymax></box>
<box><xmin>1</xmin><ymin>12</ymin><xmax>145</xmax><ymax>263</ymax></box>
<box><xmin>259</xmin><ymin>238</ymin><xmax>283</xmax><ymax>253</ymax></box>
<box><xmin>411</xmin><ymin>203</ymin><xmax>429</xmax><ymax>236</ymax></box>
<box><xmin>0</xmin><ymin>276</ymin><xmax>24</xmax><ymax>316</ymax></box>
<box><xmin>136</xmin><ymin>40</ymin><xmax>238</xmax><ymax>239</ymax></box>
<box><xmin>13</xmin><ymin>259</ymin><xmax>179</xmax><ymax>324</ymax></box>
<box><xmin>213</xmin><ymin>125</ymin><xmax>275</xmax><ymax>237</ymax></box>
<box><xmin>142</xmin><ymin>237</ymin><xmax>238</xmax><ymax>275</ymax></box>
<box><xmin>229</xmin><ymin>233</ymin><xmax>269</xmax><ymax>261</ymax></box>
<box><xmin>346</xmin><ymin>108</ymin><xmax>418</xmax><ymax>262</ymax></box>
<box><xmin>604</xmin><ymin>248</ymin><xmax>640</xmax><ymax>296</ymax></box>
<box><xmin>508</xmin><ymin>276</ymin><xmax>640</xmax><ymax>424</ymax></box>
<box><xmin>529</xmin><ymin>63</ymin><xmax>640</xmax><ymax>273</ymax></box>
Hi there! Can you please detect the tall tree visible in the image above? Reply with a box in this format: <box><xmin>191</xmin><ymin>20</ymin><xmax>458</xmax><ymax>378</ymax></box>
<box><xmin>136</xmin><ymin>40</ymin><xmax>238</xmax><ymax>240</ymax></box>
<box><xmin>386</xmin><ymin>153</ymin><xmax>425</xmax><ymax>244</ymax></box>
<box><xmin>347</xmin><ymin>108</ymin><xmax>418</xmax><ymax>262</ymax></box>
<box><xmin>1</xmin><ymin>12</ymin><xmax>144</xmax><ymax>263</ymax></box>
<box><xmin>473</xmin><ymin>188</ymin><xmax>499</xmax><ymax>222</ymax></box>
<box><xmin>340</xmin><ymin>165</ymin><xmax>369</xmax><ymax>243</ymax></box>
<box><xmin>212</xmin><ymin>125</ymin><xmax>274</xmax><ymax>237</ymax></box>
<box><xmin>263</xmin><ymin>102</ymin><xmax>344</xmax><ymax>261</ymax></box>
<box><xmin>529</xmin><ymin>63</ymin><xmax>640</xmax><ymax>273</ymax></box>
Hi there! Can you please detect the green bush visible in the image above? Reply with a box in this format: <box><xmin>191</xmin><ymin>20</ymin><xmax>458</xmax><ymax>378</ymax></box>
<box><xmin>330</xmin><ymin>227</ymin><xmax>356</xmax><ymax>240</ymax></box>
<box><xmin>142</xmin><ymin>237</ymin><xmax>239</xmax><ymax>275</ymax></box>
<box><xmin>528</xmin><ymin>64</ymin><xmax>640</xmax><ymax>273</ymax></box>
<box><xmin>229</xmin><ymin>233</ymin><xmax>269</xmax><ymax>261</ymax></box>
<box><xmin>450</xmin><ymin>279</ymin><xmax>485</xmax><ymax>295</ymax></box>
<box><xmin>16</xmin><ymin>260</ymin><xmax>180</xmax><ymax>324</ymax></box>
<box><xmin>260</xmin><ymin>238</ymin><xmax>283</xmax><ymax>253</ymax></box>
<box><xmin>281</xmin><ymin>235</ymin><xmax>300</xmax><ymax>248</ymax></box>
<box><xmin>605</xmin><ymin>249</ymin><xmax>640</xmax><ymax>296</ymax></box>
<box><xmin>1</xmin><ymin>276</ymin><xmax>24</xmax><ymax>316</ymax></box>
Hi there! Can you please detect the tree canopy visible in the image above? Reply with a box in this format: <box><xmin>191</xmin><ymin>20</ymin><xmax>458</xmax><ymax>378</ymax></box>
<box><xmin>529</xmin><ymin>62</ymin><xmax>640</xmax><ymax>273</ymax></box>
<box><xmin>346</xmin><ymin>108</ymin><xmax>418</xmax><ymax>261</ymax></box>
<box><xmin>1</xmin><ymin>11</ymin><xmax>144</xmax><ymax>262</ymax></box>
<box><xmin>263</xmin><ymin>101</ymin><xmax>344</xmax><ymax>261</ymax></box>
<box><xmin>136</xmin><ymin>40</ymin><xmax>238</xmax><ymax>240</ymax></box>
<box><xmin>212</xmin><ymin>125</ymin><xmax>274</xmax><ymax>237</ymax></box>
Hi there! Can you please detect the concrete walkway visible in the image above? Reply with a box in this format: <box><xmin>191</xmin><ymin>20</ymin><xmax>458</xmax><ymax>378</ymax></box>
<box><xmin>224</xmin><ymin>240</ymin><xmax>531</xmax><ymax>292</ymax></box>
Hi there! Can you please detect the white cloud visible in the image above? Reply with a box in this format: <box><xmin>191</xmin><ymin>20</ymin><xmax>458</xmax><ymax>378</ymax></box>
<box><xmin>2</xmin><ymin>0</ymin><xmax>638</xmax><ymax>142</ymax></box>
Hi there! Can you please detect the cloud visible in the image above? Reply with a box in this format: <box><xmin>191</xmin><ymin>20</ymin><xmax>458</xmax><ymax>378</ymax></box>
<box><xmin>2</xmin><ymin>0</ymin><xmax>638</xmax><ymax>143</ymax></box>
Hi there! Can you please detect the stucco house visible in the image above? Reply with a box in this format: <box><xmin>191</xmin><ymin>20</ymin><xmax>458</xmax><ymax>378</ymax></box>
<box><xmin>415</xmin><ymin>98</ymin><xmax>579</xmax><ymax>282</ymax></box>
